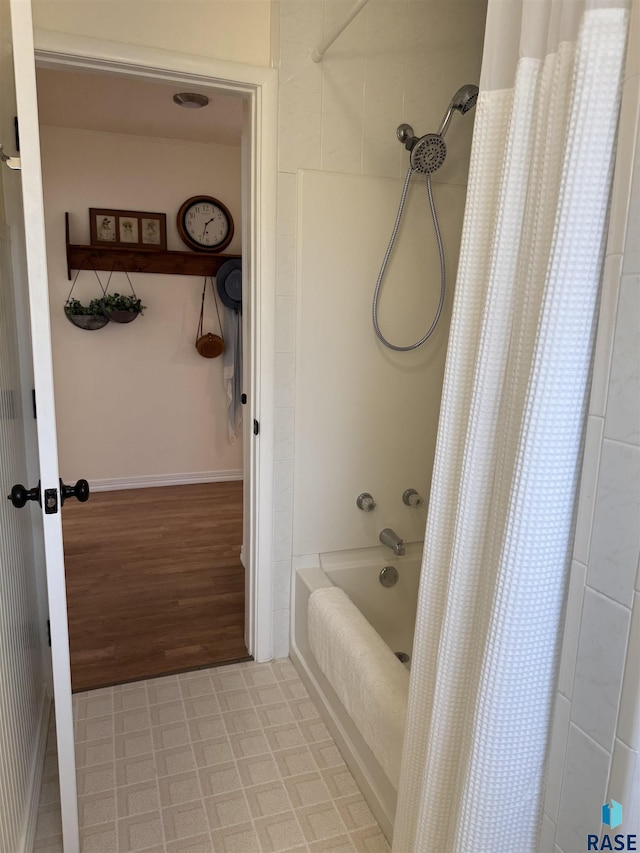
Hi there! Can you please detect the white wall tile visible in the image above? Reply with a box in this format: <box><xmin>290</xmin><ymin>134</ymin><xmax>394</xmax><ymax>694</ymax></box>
<box><xmin>590</xmin><ymin>254</ymin><xmax>624</xmax><ymax>418</ymax></box>
<box><xmin>572</xmin><ymin>417</ymin><xmax>604</xmax><ymax>566</ymax></box>
<box><xmin>275</xmin><ymin>353</ymin><xmax>296</xmax><ymax>408</ymax></box>
<box><xmin>604</xmin><ymin>275</ymin><xmax>640</xmax><ymax>445</ymax></box>
<box><xmin>363</xmin><ymin>58</ymin><xmax>404</xmax><ymax>123</ymax></box>
<box><xmin>275</xmin><ymin>295</ymin><xmax>296</xmax><ymax>353</ymax></box>
<box><xmin>277</xmin><ymin>172</ymin><xmax>298</xmax><ymax>237</ymax></box>
<box><xmin>556</xmin><ymin>724</ymin><xmax>610</xmax><ymax>853</ymax></box>
<box><xmin>544</xmin><ymin>694</ymin><xmax>571</xmax><ymax>823</ymax></box>
<box><xmin>322</xmin><ymin>55</ymin><xmax>366</xmax><ymax>120</ymax></box>
<box><xmin>442</xmin><ymin>0</ymin><xmax>488</xmax><ymax>82</ymax></box>
<box><xmin>571</xmin><ymin>588</ymin><xmax>631</xmax><ymax>752</ymax></box>
<box><xmin>558</xmin><ymin>561</ymin><xmax>587</xmax><ymax>699</ymax></box>
<box><xmin>362</xmin><ymin>114</ymin><xmax>404</xmax><ymax>178</ymax></box>
<box><xmin>272</xmin><ymin>608</ymin><xmax>291</xmax><ymax>658</ymax></box>
<box><xmin>617</xmin><ymin>591</ymin><xmax>640</xmax><ymax>751</ymax></box>
<box><xmin>277</xmin><ymin>235</ymin><xmax>297</xmax><ymax>296</ymax></box>
<box><xmin>273</xmin><ymin>511</ymin><xmax>293</xmax><ymax>562</ymax></box>
<box><xmin>607</xmin><ymin>75</ymin><xmax>640</xmax><ymax>256</ymax></box>
<box><xmin>274</xmin><ymin>406</ymin><xmax>295</xmax><ymax>460</ymax></box>
<box><xmin>365</xmin><ymin>0</ymin><xmax>408</xmax><ymax>58</ymax></box>
<box><xmin>622</xmin><ymin>131</ymin><xmax>639</xmax><ymax>275</ymax></box>
<box><xmin>280</xmin><ymin>0</ymin><xmax>324</xmax><ymax>47</ymax></box>
<box><xmin>321</xmin><ymin>112</ymin><xmax>363</xmax><ymax>174</ymax></box>
<box><xmin>280</xmin><ymin>40</ymin><xmax>324</xmax><ymax>114</ymax></box>
<box><xmin>608</xmin><ymin>738</ymin><xmax>638</xmax><ymax>818</ymax></box>
<box><xmin>274</xmin><ymin>459</ymin><xmax>294</xmax><ymax>512</ymax></box>
<box><xmin>587</xmin><ymin>439</ymin><xmax>640</xmax><ymax>609</ymax></box>
<box><xmin>272</xmin><ymin>559</ymin><xmax>292</xmax><ymax>611</ymax></box>
<box><xmin>539</xmin><ymin>814</ymin><xmax>556</xmax><ymax>853</ymax></box>
<box><xmin>279</xmin><ymin>109</ymin><xmax>322</xmax><ymax>173</ymax></box>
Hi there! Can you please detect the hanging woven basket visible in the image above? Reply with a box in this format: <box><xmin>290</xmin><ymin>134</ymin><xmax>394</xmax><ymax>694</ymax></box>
<box><xmin>64</xmin><ymin>263</ymin><xmax>109</xmax><ymax>331</ymax></box>
<box><xmin>102</xmin><ymin>263</ymin><xmax>145</xmax><ymax>323</ymax></box>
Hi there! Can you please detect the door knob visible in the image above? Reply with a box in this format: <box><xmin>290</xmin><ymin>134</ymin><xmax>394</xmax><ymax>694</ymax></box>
<box><xmin>60</xmin><ymin>478</ymin><xmax>90</xmax><ymax>506</ymax></box>
<box><xmin>7</xmin><ymin>481</ymin><xmax>41</xmax><ymax>508</ymax></box>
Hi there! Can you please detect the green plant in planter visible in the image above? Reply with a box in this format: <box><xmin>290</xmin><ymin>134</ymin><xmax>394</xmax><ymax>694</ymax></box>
<box><xmin>65</xmin><ymin>297</ymin><xmax>104</xmax><ymax>316</ymax></box>
<box><xmin>100</xmin><ymin>293</ymin><xmax>146</xmax><ymax>315</ymax></box>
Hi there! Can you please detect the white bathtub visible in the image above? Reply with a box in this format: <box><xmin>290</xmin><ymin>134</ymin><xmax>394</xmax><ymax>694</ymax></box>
<box><xmin>290</xmin><ymin>543</ymin><xmax>422</xmax><ymax>840</ymax></box>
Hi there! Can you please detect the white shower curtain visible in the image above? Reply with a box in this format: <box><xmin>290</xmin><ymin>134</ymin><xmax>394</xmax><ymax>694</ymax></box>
<box><xmin>393</xmin><ymin>2</ymin><xmax>630</xmax><ymax>851</ymax></box>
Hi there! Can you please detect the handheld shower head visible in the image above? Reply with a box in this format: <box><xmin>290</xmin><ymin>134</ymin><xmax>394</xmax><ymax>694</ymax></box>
<box><xmin>437</xmin><ymin>84</ymin><xmax>479</xmax><ymax>138</ymax></box>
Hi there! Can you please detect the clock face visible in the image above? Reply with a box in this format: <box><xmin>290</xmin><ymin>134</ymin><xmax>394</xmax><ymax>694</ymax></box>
<box><xmin>177</xmin><ymin>196</ymin><xmax>234</xmax><ymax>252</ymax></box>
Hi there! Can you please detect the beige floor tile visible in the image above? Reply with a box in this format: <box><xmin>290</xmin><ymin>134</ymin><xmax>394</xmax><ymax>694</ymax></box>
<box><xmin>76</xmin><ymin>715</ymin><xmax>114</xmax><ymax>743</ymax></box>
<box><xmin>217</xmin><ymin>687</ymin><xmax>254</xmax><ymax>712</ymax></box>
<box><xmin>146</xmin><ymin>680</ymin><xmax>182</xmax><ymax>706</ymax></box>
<box><xmin>284</xmin><ymin>771</ymin><xmax>332</xmax><ymax>808</ymax></box>
<box><xmin>114</xmin><ymin>708</ymin><xmax>151</xmax><ymax>735</ymax></box>
<box><xmin>211</xmin><ymin>820</ymin><xmax>262</xmax><ymax>853</ymax></box>
<box><xmin>309</xmin><ymin>739</ymin><xmax>348</xmax><ymax>769</ymax></box>
<box><xmin>309</xmin><ymin>835</ymin><xmax>358</xmax><ymax>853</ymax></box>
<box><xmin>162</xmin><ymin>799</ymin><xmax>209</xmax><ymax>842</ymax></box>
<box><xmin>334</xmin><ymin>794</ymin><xmax>378</xmax><ymax>831</ymax></box>
<box><xmin>115</xmin><ymin>755</ymin><xmax>156</xmax><ymax>787</ymax></box>
<box><xmin>228</xmin><ymin>729</ymin><xmax>271</xmax><ymax>759</ymax></box>
<box><xmin>298</xmin><ymin>717</ymin><xmax>331</xmax><ymax>744</ymax></box>
<box><xmin>187</xmin><ymin>713</ymin><xmax>226</xmax><ymax>742</ymax></box>
<box><xmin>350</xmin><ymin>826</ymin><xmax>392</xmax><ymax>852</ymax></box>
<box><xmin>256</xmin><ymin>702</ymin><xmax>296</xmax><ymax>728</ymax></box>
<box><xmin>244</xmin><ymin>780</ymin><xmax>292</xmax><ymax>819</ymax></box>
<box><xmin>182</xmin><ymin>694</ymin><xmax>220</xmax><ymax>719</ymax></box>
<box><xmin>253</xmin><ymin>811</ymin><xmax>306</xmax><ymax>852</ymax></box>
<box><xmin>192</xmin><ymin>735</ymin><xmax>234</xmax><ymax>769</ymax></box>
<box><xmin>272</xmin><ymin>659</ymin><xmax>298</xmax><ymax>681</ymax></box>
<box><xmin>236</xmin><ymin>753</ymin><xmax>280</xmax><ymax>787</ymax></box>
<box><xmin>151</xmin><ymin>721</ymin><xmax>190</xmax><ymax>751</ymax></box>
<box><xmin>248</xmin><ymin>683</ymin><xmax>287</xmax><ymax>706</ymax></box>
<box><xmin>273</xmin><ymin>745</ymin><xmax>318</xmax><ymax>778</ymax></box>
<box><xmin>222</xmin><ymin>707</ymin><xmax>262</xmax><ymax>734</ymax></box>
<box><xmin>148</xmin><ymin>700</ymin><xmax>186</xmax><ymax>727</ymax></box>
<box><xmin>34</xmin><ymin>803</ymin><xmax>63</xmax><ymax>841</ymax></box>
<box><xmin>212</xmin><ymin>668</ymin><xmax>246</xmax><ymax>693</ymax></box>
<box><xmin>77</xmin><ymin>790</ymin><xmax>116</xmax><ymax>827</ymax></box>
<box><xmin>155</xmin><ymin>744</ymin><xmax>197</xmax><ymax>777</ymax></box>
<box><xmin>289</xmin><ymin>697</ymin><xmax>322</xmax><ymax>722</ymax></box>
<box><xmin>76</xmin><ymin>737</ymin><xmax>115</xmax><ymax>768</ymax></box>
<box><xmin>117</xmin><ymin>811</ymin><xmax>164</xmax><ymax>851</ymax></box>
<box><xmin>113</xmin><ymin>688</ymin><xmax>147</xmax><ymax>713</ymax></box>
<box><xmin>321</xmin><ymin>765</ymin><xmax>360</xmax><ymax>799</ymax></box>
<box><xmin>198</xmin><ymin>761</ymin><xmax>243</xmax><ymax>797</ymax></box>
<box><xmin>80</xmin><ymin>821</ymin><xmax>118</xmax><ymax>853</ymax></box>
<box><xmin>241</xmin><ymin>663</ymin><xmax>279</xmax><ymax>688</ymax></box>
<box><xmin>115</xmin><ymin>730</ymin><xmax>153</xmax><ymax>759</ymax></box>
<box><xmin>166</xmin><ymin>832</ymin><xmax>212</xmax><ymax>853</ymax></box>
<box><xmin>116</xmin><ymin>779</ymin><xmax>161</xmax><ymax>818</ymax></box>
<box><xmin>32</xmin><ymin>836</ymin><xmax>64</xmax><ymax>853</ymax></box>
<box><xmin>179</xmin><ymin>674</ymin><xmax>215</xmax><ymax>699</ymax></box>
<box><xmin>297</xmin><ymin>800</ymin><xmax>348</xmax><ymax>843</ymax></box>
<box><xmin>158</xmin><ymin>771</ymin><xmax>202</xmax><ymax>807</ymax></box>
<box><xmin>279</xmin><ymin>678</ymin><xmax>310</xmax><ymax>701</ymax></box>
<box><xmin>265</xmin><ymin>721</ymin><xmax>307</xmax><ymax>752</ymax></box>
<box><xmin>204</xmin><ymin>789</ymin><xmax>252</xmax><ymax>829</ymax></box>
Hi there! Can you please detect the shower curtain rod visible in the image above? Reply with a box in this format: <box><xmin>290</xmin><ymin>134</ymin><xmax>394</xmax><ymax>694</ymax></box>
<box><xmin>311</xmin><ymin>0</ymin><xmax>370</xmax><ymax>62</ymax></box>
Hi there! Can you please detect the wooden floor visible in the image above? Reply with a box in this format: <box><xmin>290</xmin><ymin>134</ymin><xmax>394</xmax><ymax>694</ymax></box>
<box><xmin>62</xmin><ymin>481</ymin><xmax>249</xmax><ymax>692</ymax></box>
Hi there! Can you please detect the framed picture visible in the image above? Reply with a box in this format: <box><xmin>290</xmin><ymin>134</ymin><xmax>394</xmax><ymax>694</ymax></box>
<box><xmin>90</xmin><ymin>208</ymin><xmax>167</xmax><ymax>251</ymax></box>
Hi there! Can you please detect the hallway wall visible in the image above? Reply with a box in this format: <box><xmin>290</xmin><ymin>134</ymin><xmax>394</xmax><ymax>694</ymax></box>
<box><xmin>40</xmin><ymin>126</ymin><xmax>243</xmax><ymax>485</ymax></box>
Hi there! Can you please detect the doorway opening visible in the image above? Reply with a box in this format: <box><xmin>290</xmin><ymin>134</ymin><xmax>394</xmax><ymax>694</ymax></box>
<box><xmin>38</xmin><ymin>48</ymin><xmax>270</xmax><ymax>690</ymax></box>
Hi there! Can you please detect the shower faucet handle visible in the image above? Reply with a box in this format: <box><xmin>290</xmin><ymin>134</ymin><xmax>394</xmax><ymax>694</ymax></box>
<box><xmin>403</xmin><ymin>488</ymin><xmax>424</xmax><ymax>508</ymax></box>
<box><xmin>356</xmin><ymin>492</ymin><xmax>376</xmax><ymax>512</ymax></box>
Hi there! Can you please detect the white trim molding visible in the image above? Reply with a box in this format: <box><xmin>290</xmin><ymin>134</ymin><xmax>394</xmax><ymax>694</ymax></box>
<box><xmin>90</xmin><ymin>470</ymin><xmax>243</xmax><ymax>492</ymax></box>
<box><xmin>33</xmin><ymin>29</ymin><xmax>278</xmax><ymax>665</ymax></box>
<box><xmin>19</xmin><ymin>688</ymin><xmax>51</xmax><ymax>853</ymax></box>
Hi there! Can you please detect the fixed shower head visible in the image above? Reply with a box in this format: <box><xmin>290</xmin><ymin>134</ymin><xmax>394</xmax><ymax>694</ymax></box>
<box><xmin>437</xmin><ymin>84</ymin><xmax>479</xmax><ymax>138</ymax></box>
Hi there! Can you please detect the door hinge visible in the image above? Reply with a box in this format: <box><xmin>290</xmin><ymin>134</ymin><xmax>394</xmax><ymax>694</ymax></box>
<box><xmin>47</xmin><ymin>619</ymin><xmax>51</xmax><ymax>647</ymax></box>
<box><xmin>241</xmin><ymin>393</ymin><xmax>247</xmax><ymax>405</ymax></box>
<box><xmin>253</xmin><ymin>419</ymin><xmax>260</xmax><ymax>436</ymax></box>
<box><xmin>32</xmin><ymin>389</ymin><xmax>37</xmax><ymax>420</ymax></box>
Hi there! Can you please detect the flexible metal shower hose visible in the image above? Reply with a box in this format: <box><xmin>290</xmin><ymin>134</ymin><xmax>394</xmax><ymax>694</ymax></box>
<box><xmin>372</xmin><ymin>166</ymin><xmax>446</xmax><ymax>351</ymax></box>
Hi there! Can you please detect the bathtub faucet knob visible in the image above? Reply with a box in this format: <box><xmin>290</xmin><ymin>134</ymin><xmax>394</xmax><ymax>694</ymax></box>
<box><xmin>402</xmin><ymin>488</ymin><xmax>424</xmax><ymax>508</ymax></box>
<box><xmin>356</xmin><ymin>492</ymin><xmax>376</xmax><ymax>512</ymax></box>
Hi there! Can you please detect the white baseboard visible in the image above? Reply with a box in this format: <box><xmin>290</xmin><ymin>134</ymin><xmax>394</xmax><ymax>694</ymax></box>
<box><xmin>21</xmin><ymin>687</ymin><xmax>51</xmax><ymax>853</ymax></box>
<box><xmin>90</xmin><ymin>469</ymin><xmax>243</xmax><ymax>492</ymax></box>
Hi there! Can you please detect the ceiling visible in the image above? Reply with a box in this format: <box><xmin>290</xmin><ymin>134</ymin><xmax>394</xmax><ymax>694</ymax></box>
<box><xmin>36</xmin><ymin>68</ymin><xmax>244</xmax><ymax>147</ymax></box>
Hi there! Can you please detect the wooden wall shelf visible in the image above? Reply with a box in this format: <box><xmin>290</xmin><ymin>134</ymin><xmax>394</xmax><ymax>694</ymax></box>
<box><xmin>65</xmin><ymin>213</ymin><xmax>240</xmax><ymax>280</ymax></box>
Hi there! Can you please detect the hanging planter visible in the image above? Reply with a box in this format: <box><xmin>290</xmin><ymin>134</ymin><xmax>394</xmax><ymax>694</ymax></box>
<box><xmin>101</xmin><ymin>261</ymin><xmax>146</xmax><ymax>323</ymax></box>
<box><xmin>100</xmin><ymin>293</ymin><xmax>146</xmax><ymax>323</ymax></box>
<box><xmin>64</xmin><ymin>260</ymin><xmax>109</xmax><ymax>330</ymax></box>
<box><xmin>65</xmin><ymin>297</ymin><xmax>110</xmax><ymax>330</ymax></box>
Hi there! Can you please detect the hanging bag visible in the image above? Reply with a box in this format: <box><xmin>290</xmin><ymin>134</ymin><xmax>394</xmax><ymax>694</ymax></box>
<box><xmin>195</xmin><ymin>276</ymin><xmax>224</xmax><ymax>358</ymax></box>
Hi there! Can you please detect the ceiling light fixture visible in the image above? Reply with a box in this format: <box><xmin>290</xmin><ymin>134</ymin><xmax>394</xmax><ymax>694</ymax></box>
<box><xmin>173</xmin><ymin>92</ymin><xmax>209</xmax><ymax>109</ymax></box>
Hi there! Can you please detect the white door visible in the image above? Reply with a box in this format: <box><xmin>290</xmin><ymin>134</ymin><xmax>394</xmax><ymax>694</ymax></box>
<box><xmin>2</xmin><ymin>1</ymin><xmax>79</xmax><ymax>849</ymax></box>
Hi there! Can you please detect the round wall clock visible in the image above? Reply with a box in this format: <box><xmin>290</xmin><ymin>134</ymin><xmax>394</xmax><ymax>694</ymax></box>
<box><xmin>177</xmin><ymin>196</ymin><xmax>234</xmax><ymax>252</ymax></box>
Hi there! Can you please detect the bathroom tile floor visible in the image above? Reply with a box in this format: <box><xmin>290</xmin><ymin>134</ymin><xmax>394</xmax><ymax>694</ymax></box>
<box><xmin>35</xmin><ymin>658</ymin><xmax>390</xmax><ymax>852</ymax></box>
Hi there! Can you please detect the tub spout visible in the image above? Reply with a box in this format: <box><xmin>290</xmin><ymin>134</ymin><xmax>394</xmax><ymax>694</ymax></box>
<box><xmin>379</xmin><ymin>528</ymin><xmax>405</xmax><ymax>556</ymax></box>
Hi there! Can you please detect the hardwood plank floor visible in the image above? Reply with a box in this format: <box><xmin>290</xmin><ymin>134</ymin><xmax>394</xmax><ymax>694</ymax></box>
<box><xmin>62</xmin><ymin>481</ymin><xmax>249</xmax><ymax>692</ymax></box>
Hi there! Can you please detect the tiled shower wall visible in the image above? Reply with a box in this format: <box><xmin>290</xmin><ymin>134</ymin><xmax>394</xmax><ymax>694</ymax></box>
<box><xmin>541</xmin><ymin>8</ymin><xmax>640</xmax><ymax>851</ymax></box>
<box><xmin>271</xmin><ymin>0</ymin><xmax>487</xmax><ymax>656</ymax></box>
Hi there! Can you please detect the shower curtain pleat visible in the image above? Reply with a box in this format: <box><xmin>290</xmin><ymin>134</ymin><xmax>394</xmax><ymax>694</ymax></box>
<box><xmin>392</xmin><ymin>3</ymin><xmax>630</xmax><ymax>851</ymax></box>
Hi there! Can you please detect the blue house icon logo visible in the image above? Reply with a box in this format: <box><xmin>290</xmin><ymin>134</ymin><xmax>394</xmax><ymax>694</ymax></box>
<box><xmin>602</xmin><ymin>800</ymin><xmax>623</xmax><ymax>830</ymax></box>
